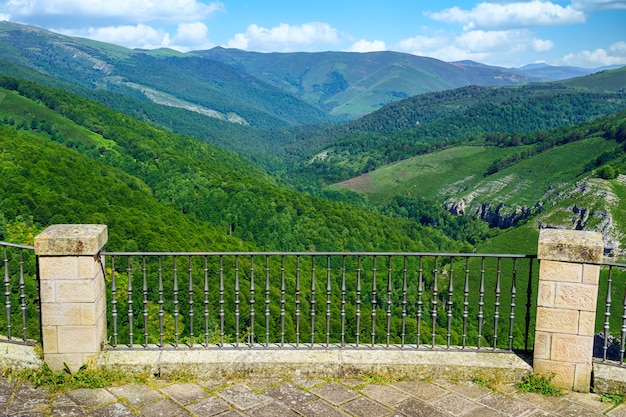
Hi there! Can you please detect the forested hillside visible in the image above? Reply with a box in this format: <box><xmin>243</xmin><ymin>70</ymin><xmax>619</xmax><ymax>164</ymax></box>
<box><xmin>289</xmin><ymin>75</ymin><xmax>626</xmax><ymax>186</ymax></box>
<box><xmin>0</xmin><ymin>78</ymin><xmax>482</xmax><ymax>253</ymax></box>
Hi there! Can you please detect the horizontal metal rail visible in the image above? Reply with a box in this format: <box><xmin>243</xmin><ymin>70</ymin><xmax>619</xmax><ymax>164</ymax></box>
<box><xmin>0</xmin><ymin>241</ymin><xmax>40</xmax><ymax>345</ymax></box>
<box><xmin>597</xmin><ymin>261</ymin><xmax>626</xmax><ymax>367</ymax></box>
<box><xmin>102</xmin><ymin>251</ymin><xmax>537</xmax><ymax>352</ymax></box>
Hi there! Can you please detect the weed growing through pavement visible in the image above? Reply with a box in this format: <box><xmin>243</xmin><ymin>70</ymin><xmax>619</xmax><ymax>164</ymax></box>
<box><xmin>515</xmin><ymin>373</ymin><xmax>563</xmax><ymax>397</ymax></box>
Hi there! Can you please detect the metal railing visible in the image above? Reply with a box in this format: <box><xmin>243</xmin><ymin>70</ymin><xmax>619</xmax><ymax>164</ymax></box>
<box><xmin>103</xmin><ymin>251</ymin><xmax>538</xmax><ymax>352</ymax></box>
<box><xmin>597</xmin><ymin>261</ymin><xmax>626</xmax><ymax>367</ymax></box>
<box><xmin>0</xmin><ymin>241</ymin><xmax>40</xmax><ymax>345</ymax></box>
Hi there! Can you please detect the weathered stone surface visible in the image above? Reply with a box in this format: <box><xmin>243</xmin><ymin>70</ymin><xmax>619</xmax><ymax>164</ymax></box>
<box><xmin>555</xmin><ymin>283</ymin><xmax>597</xmax><ymax>311</ymax></box>
<box><xmin>310</xmin><ymin>382</ymin><xmax>359</xmax><ymax>405</ymax></box>
<box><xmin>160</xmin><ymin>382</ymin><xmax>209</xmax><ymax>405</ymax></box>
<box><xmin>551</xmin><ymin>334</ymin><xmax>593</xmax><ymax>364</ymax></box>
<box><xmin>537</xmin><ymin>229</ymin><xmax>604</xmax><ymax>264</ymax></box>
<box><xmin>34</xmin><ymin>224</ymin><xmax>108</xmax><ymax>256</ymax></box>
<box><xmin>395</xmin><ymin>397</ymin><xmax>449</xmax><ymax>417</ymax></box>
<box><xmin>593</xmin><ymin>363</ymin><xmax>626</xmax><ymax>395</ymax></box>
<box><xmin>341</xmin><ymin>396</ymin><xmax>392</xmax><ymax>417</ymax></box>
<box><xmin>265</xmin><ymin>383</ymin><xmax>314</xmax><ymax>407</ymax></box>
<box><xmin>533</xmin><ymin>358</ymin><xmax>576</xmax><ymax>390</ymax></box>
<box><xmin>539</xmin><ymin>260</ymin><xmax>583</xmax><ymax>283</ymax></box>
<box><xmin>478</xmin><ymin>392</ymin><xmax>536</xmax><ymax>416</ymax></box>
<box><xmin>360</xmin><ymin>383</ymin><xmax>410</xmax><ymax>406</ymax></box>
<box><xmin>535</xmin><ymin>307</ymin><xmax>579</xmax><ymax>334</ymax></box>
<box><xmin>217</xmin><ymin>383</ymin><xmax>272</xmax><ymax>410</ymax></box>
<box><xmin>537</xmin><ymin>281</ymin><xmax>556</xmax><ymax>307</ymax></box>
<box><xmin>533</xmin><ymin>331</ymin><xmax>551</xmax><ymax>360</ymax></box>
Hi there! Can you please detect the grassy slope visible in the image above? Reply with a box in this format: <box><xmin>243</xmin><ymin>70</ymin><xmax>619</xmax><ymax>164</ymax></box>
<box><xmin>331</xmin><ymin>137</ymin><xmax>619</xmax><ymax>208</ymax></box>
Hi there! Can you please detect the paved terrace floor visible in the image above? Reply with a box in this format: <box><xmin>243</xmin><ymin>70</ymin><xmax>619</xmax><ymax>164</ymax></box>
<box><xmin>4</xmin><ymin>374</ymin><xmax>626</xmax><ymax>417</ymax></box>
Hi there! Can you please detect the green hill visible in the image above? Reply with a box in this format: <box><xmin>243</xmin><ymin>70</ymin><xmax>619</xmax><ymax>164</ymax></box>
<box><xmin>330</xmin><ymin>110</ymin><xmax>626</xmax><ymax>255</ymax></box>
<box><xmin>289</xmin><ymin>75</ymin><xmax>626</xmax><ymax>185</ymax></box>
<box><xmin>0</xmin><ymin>77</ymin><xmax>474</xmax><ymax>253</ymax></box>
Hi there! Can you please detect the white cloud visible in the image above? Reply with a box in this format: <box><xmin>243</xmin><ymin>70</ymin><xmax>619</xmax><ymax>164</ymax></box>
<box><xmin>426</xmin><ymin>1</ymin><xmax>585</xmax><ymax>29</ymax></box>
<box><xmin>397</xmin><ymin>29</ymin><xmax>554</xmax><ymax>66</ymax></box>
<box><xmin>1</xmin><ymin>0</ymin><xmax>226</xmax><ymax>24</ymax></box>
<box><xmin>170</xmin><ymin>22</ymin><xmax>214</xmax><ymax>51</ymax></box>
<box><xmin>397</xmin><ymin>34</ymin><xmax>449</xmax><ymax>52</ymax></box>
<box><xmin>562</xmin><ymin>41</ymin><xmax>626</xmax><ymax>67</ymax></box>
<box><xmin>571</xmin><ymin>0</ymin><xmax>626</xmax><ymax>11</ymax></box>
<box><xmin>0</xmin><ymin>14</ymin><xmax>10</xmax><ymax>21</ymax></box>
<box><xmin>348</xmin><ymin>39</ymin><xmax>386</xmax><ymax>53</ymax></box>
<box><xmin>60</xmin><ymin>24</ymin><xmax>171</xmax><ymax>49</ymax></box>
<box><xmin>226</xmin><ymin>22</ymin><xmax>341</xmax><ymax>52</ymax></box>
<box><xmin>58</xmin><ymin>22</ymin><xmax>215</xmax><ymax>51</ymax></box>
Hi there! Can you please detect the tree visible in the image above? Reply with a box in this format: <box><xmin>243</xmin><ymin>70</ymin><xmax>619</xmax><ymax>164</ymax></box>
<box><xmin>596</xmin><ymin>165</ymin><xmax>618</xmax><ymax>180</ymax></box>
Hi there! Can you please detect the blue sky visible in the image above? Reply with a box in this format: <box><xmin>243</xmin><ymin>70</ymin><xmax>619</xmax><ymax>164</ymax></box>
<box><xmin>1</xmin><ymin>0</ymin><xmax>625</xmax><ymax>68</ymax></box>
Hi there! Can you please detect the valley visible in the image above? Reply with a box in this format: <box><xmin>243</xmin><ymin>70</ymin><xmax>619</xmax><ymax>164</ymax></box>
<box><xmin>0</xmin><ymin>22</ymin><xmax>624</xmax><ymax>260</ymax></box>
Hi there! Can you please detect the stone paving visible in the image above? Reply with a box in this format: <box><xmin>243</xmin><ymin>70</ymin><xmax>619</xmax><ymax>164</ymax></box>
<box><xmin>3</xmin><ymin>374</ymin><xmax>626</xmax><ymax>417</ymax></box>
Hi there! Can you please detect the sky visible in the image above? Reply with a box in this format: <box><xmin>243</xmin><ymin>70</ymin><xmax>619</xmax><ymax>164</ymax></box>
<box><xmin>0</xmin><ymin>0</ymin><xmax>625</xmax><ymax>68</ymax></box>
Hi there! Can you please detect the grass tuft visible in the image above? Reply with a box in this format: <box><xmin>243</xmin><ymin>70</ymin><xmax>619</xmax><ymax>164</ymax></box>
<box><xmin>515</xmin><ymin>373</ymin><xmax>563</xmax><ymax>397</ymax></box>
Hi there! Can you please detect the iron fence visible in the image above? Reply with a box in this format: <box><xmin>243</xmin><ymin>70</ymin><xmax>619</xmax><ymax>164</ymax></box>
<box><xmin>0</xmin><ymin>241</ymin><xmax>40</xmax><ymax>345</ymax></box>
<box><xmin>102</xmin><ymin>251</ymin><xmax>538</xmax><ymax>352</ymax></box>
<box><xmin>596</xmin><ymin>260</ymin><xmax>626</xmax><ymax>367</ymax></box>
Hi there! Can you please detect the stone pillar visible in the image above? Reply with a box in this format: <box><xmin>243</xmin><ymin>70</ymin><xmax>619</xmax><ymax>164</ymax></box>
<box><xmin>534</xmin><ymin>229</ymin><xmax>604</xmax><ymax>392</ymax></box>
<box><xmin>34</xmin><ymin>225</ymin><xmax>108</xmax><ymax>372</ymax></box>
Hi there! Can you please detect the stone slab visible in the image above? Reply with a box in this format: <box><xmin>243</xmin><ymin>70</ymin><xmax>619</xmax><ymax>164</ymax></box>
<box><xmin>537</xmin><ymin>229</ymin><xmax>604</xmax><ymax>264</ymax></box>
<box><xmin>35</xmin><ymin>224</ymin><xmax>108</xmax><ymax>256</ymax></box>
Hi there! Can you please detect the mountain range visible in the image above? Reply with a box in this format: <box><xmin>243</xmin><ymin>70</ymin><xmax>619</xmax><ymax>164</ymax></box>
<box><xmin>0</xmin><ymin>21</ymin><xmax>618</xmax><ymax>123</ymax></box>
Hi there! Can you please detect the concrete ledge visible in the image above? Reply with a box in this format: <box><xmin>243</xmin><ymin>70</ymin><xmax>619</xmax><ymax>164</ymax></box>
<box><xmin>0</xmin><ymin>341</ymin><xmax>43</xmax><ymax>371</ymax></box>
<box><xmin>97</xmin><ymin>346</ymin><xmax>532</xmax><ymax>383</ymax></box>
<box><xmin>593</xmin><ymin>362</ymin><xmax>626</xmax><ymax>394</ymax></box>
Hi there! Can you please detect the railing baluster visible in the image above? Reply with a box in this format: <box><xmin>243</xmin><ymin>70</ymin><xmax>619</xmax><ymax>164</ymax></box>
<box><xmin>203</xmin><ymin>256</ymin><xmax>209</xmax><ymax>348</ymax></box>
<box><xmin>477</xmin><ymin>257</ymin><xmax>485</xmax><ymax>349</ymax></box>
<box><xmin>142</xmin><ymin>257</ymin><xmax>148</xmax><ymax>348</ymax></box>
<box><xmin>280</xmin><ymin>256</ymin><xmax>286</xmax><ymax>348</ymax></box>
<box><xmin>249</xmin><ymin>255</ymin><xmax>255</xmax><ymax>347</ymax></box>
<box><xmin>219</xmin><ymin>256</ymin><xmax>225</xmax><ymax>348</ymax></box>
<box><xmin>603</xmin><ymin>266</ymin><xmax>613</xmax><ymax>362</ymax></box>
<box><xmin>341</xmin><ymin>256</ymin><xmax>346</xmax><ymax>347</ymax></box>
<box><xmin>446</xmin><ymin>257</ymin><xmax>454</xmax><ymax>349</ymax></box>
<box><xmin>158</xmin><ymin>256</ymin><xmax>164</xmax><ymax>347</ymax></box>
<box><xmin>19</xmin><ymin>249</ymin><xmax>27</xmax><ymax>342</ymax></box>
<box><xmin>371</xmin><ymin>255</ymin><xmax>377</xmax><ymax>347</ymax></box>
<box><xmin>356</xmin><ymin>256</ymin><xmax>361</xmax><ymax>347</ymax></box>
<box><xmin>235</xmin><ymin>255</ymin><xmax>240</xmax><ymax>348</ymax></box>
<box><xmin>431</xmin><ymin>257</ymin><xmax>439</xmax><ymax>348</ymax></box>
<box><xmin>265</xmin><ymin>256</ymin><xmax>271</xmax><ymax>348</ymax></box>
<box><xmin>188</xmin><ymin>256</ymin><xmax>194</xmax><ymax>348</ymax></box>
<box><xmin>386</xmin><ymin>256</ymin><xmax>392</xmax><ymax>348</ymax></box>
<box><xmin>127</xmin><ymin>257</ymin><xmax>133</xmax><ymax>348</ymax></box>
<box><xmin>4</xmin><ymin>246</ymin><xmax>11</xmax><ymax>340</ymax></box>
<box><xmin>416</xmin><ymin>256</ymin><xmax>423</xmax><ymax>348</ymax></box>
<box><xmin>462</xmin><ymin>257</ymin><xmax>470</xmax><ymax>349</ymax></box>
<box><xmin>173</xmin><ymin>256</ymin><xmax>179</xmax><ymax>348</ymax></box>
<box><xmin>326</xmin><ymin>256</ymin><xmax>331</xmax><ymax>348</ymax></box>
<box><xmin>310</xmin><ymin>256</ymin><xmax>316</xmax><ymax>348</ymax></box>
<box><xmin>525</xmin><ymin>258</ymin><xmax>534</xmax><ymax>352</ymax></box>
<box><xmin>111</xmin><ymin>256</ymin><xmax>118</xmax><ymax>348</ymax></box>
<box><xmin>493</xmin><ymin>257</ymin><xmax>502</xmax><ymax>350</ymax></box>
<box><xmin>509</xmin><ymin>259</ymin><xmax>517</xmax><ymax>351</ymax></box>
<box><xmin>295</xmin><ymin>255</ymin><xmax>300</xmax><ymax>348</ymax></box>
<box><xmin>401</xmin><ymin>256</ymin><xmax>408</xmax><ymax>348</ymax></box>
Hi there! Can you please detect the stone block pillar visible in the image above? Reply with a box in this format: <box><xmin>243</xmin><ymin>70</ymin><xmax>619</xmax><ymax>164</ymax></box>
<box><xmin>34</xmin><ymin>225</ymin><xmax>108</xmax><ymax>372</ymax></box>
<box><xmin>534</xmin><ymin>229</ymin><xmax>604</xmax><ymax>392</ymax></box>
